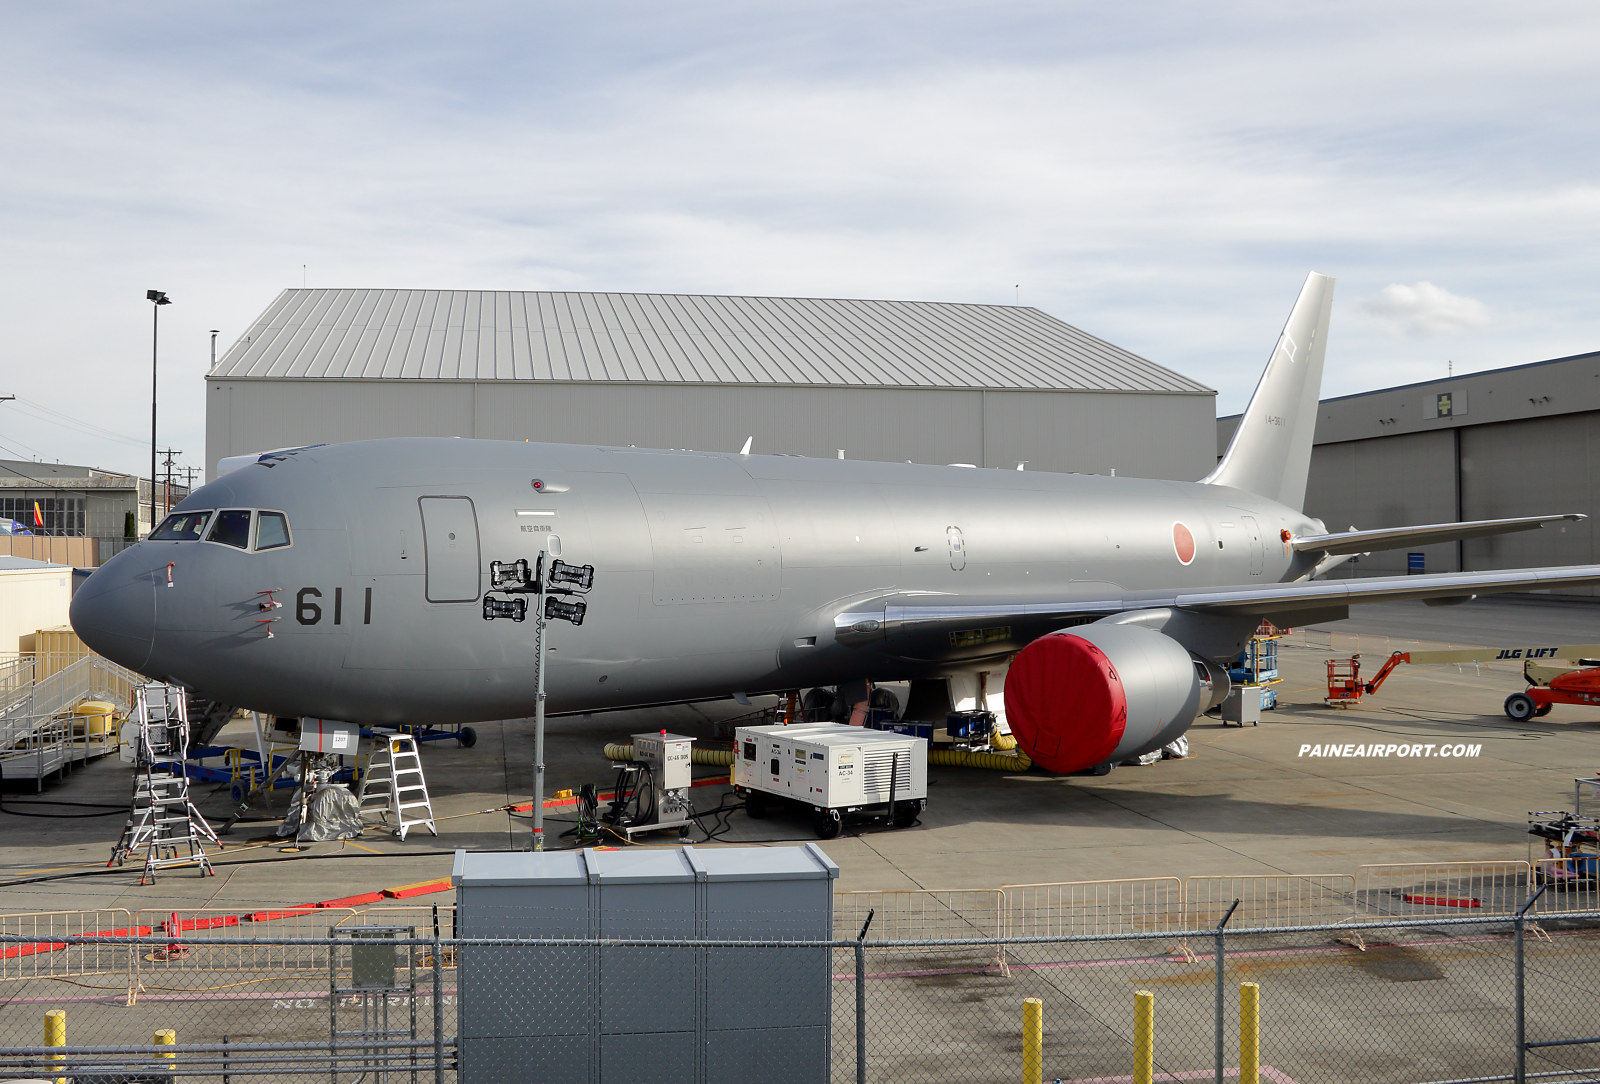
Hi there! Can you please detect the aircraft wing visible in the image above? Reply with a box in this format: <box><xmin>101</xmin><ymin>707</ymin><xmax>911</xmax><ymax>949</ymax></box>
<box><xmin>1168</xmin><ymin>563</ymin><xmax>1600</xmax><ymax>615</ymax></box>
<box><xmin>835</xmin><ymin>564</ymin><xmax>1600</xmax><ymax>649</ymax></box>
<box><xmin>1293</xmin><ymin>514</ymin><xmax>1585</xmax><ymax>556</ymax></box>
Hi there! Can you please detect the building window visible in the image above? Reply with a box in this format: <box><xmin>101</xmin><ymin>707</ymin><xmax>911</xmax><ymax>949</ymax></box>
<box><xmin>0</xmin><ymin>496</ymin><xmax>86</xmax><ymax>536</ymax></box>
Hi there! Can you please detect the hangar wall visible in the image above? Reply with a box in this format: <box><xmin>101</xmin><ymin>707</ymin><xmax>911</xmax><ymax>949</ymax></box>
<box><xmin>208</xmin><ymin>379</ymin><xmax>1216</xmax><ymax>482</ymax></box>
<box><xmin>1218</xmin><ymin>349</ymin><xmax>1600</xmax><ymax>594</ymax></box>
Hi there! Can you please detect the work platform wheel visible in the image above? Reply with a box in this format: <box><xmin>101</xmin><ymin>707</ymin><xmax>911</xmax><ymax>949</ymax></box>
<box><xmin>1504</xmin><ymin>693</ymin><xmax>1538</xmax><ymax>722</ymax></box>
<box><xmin>458</xmin><ymin>726</ymin><xmax>478</xmax><ymax>748</ymax></box>
<box><xmin>813</xmin><ymin>808</ymin><xmax>843</xmax><ymax>839</ymax></box>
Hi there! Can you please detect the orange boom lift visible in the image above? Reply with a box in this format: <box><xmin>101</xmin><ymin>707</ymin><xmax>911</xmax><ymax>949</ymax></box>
<box><xmin>1325</xmin><ymin>642</ymin><xmax>1600</xmax><ymax>718</ymax></box>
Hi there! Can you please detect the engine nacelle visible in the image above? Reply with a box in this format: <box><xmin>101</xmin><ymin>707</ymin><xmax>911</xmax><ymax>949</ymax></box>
<box><xmin>1005</xmin><ymin>623</ymin><xmax>1203</xmax><ymax>774</ymax></box>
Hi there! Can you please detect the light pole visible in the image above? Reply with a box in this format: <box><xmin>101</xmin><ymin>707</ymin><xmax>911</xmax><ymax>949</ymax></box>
<box><xmin>147</xmin><ymin>290</ymin><xmax>171</xmax><ymax>534</ymax></box>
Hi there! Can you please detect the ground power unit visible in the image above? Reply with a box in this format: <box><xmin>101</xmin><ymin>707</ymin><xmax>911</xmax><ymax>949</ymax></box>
<box><xmin>732</xmin><ymin>723</ymin><xmax>927</xmax><ymax>838</ymax></box>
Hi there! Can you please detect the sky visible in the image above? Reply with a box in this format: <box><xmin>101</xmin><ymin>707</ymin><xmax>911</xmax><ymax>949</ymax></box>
<box><xmin>2</xmin><ymin>1</ymin><xmax>1598</xmax><ymax>481</ymax></box>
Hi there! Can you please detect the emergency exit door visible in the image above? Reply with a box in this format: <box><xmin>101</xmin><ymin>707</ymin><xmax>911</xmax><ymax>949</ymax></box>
<box><xmin>419</xmin><ymin>496</ymin><xmax>481</xmax><ymax>602</ymax></box>
<box><xmin>1241</xmin><ymin>515</ymin><xmax>1264</xmax><ymax>576</ymax></box>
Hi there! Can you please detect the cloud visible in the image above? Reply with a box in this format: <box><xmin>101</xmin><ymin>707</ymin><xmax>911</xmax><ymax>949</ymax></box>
<box><xmin>1357</xmin><ymin>282</ymin><xmax>1492</xmax><ymax>338</ymax></box>
<box><xmin>3</xmin><ymin>3</ymin><xmax>1600</xmax><ymax>470</ymax></box>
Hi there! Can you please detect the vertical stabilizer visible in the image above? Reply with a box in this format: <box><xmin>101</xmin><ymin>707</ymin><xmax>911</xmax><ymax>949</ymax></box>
<box><xmin>1203</xmin><ymin>272</ymin><xmax>1335</xmax><ymax>511</ymax></box>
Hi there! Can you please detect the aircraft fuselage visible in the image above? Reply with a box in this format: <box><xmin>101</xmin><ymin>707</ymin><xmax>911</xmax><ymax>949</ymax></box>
<box><xmin>72</xmin><ymin>438</ymin><xmax>1318</xmax><ymax>724</ymax></box>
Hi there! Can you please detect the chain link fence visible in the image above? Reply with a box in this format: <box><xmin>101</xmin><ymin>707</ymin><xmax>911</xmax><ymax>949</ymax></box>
<box><xmin>0</xmin><ymin>904</ymin><xmax>1595</xmax><ymax>1083</ymax></box>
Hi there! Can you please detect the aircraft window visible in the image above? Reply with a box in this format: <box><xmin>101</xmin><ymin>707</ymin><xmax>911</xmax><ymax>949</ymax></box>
<box><xmin>205</xmin><ymin>510</ymin><xmax>253</xmax><ymax>550</ymax></box>
<box><xmin>150</xmin><ymin>511</ymin><xmax>212</xmax><ymax>541</ymax></box>
<box><xmin>255</xmin><ymin>511</ymin><xmax>292</xmax><ymax>551</ymax></box>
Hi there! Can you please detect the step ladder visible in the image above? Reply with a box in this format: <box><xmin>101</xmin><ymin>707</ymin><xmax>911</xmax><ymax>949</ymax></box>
<box><xmin>109</xmin><ymin>684</ymin><xmax>221</xmax><ymax>884</ymax></box>
<box><xmin>358</xmin><ymin>735</ymin><xmax>437</xmax><ymax>840</ymax></box>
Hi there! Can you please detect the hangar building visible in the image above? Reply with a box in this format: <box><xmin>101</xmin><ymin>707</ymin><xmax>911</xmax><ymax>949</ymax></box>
<box><xmin>206</xmin><ymin>289</ymin><xmax>1216</xmax><ymax>482</ymax></box>
<box><xmin>1218</xmin><ymin>349</ymin><xmax>1600</xmax><ymax>592</ymax></box>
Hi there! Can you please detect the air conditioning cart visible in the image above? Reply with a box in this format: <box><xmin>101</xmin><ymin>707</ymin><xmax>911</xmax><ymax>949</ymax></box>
<box><xmin>732</xmin><ymin>722</ymin><xmax>927</xmax><ymax>839</ymax></box>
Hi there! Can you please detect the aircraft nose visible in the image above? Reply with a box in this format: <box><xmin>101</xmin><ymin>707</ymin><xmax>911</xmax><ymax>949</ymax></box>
<box><xmin>70</xmin><ymin>557</ymin><xmax>155</xmax><ymax>672</ymax></box>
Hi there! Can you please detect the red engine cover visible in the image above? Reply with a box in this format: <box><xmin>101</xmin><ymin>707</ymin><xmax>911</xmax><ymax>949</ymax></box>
<box><xmin>1005</xmin><ymin>632</ymin><xmax>1128</xmax><ymax>774</ymax></box>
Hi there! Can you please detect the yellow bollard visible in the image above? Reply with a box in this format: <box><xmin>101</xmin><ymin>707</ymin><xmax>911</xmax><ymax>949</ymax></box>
<box><xmin>154</xmin><ymin>1028</ymin><xmax>176</xmax><ymax>1068</ymax></box>
<box><xmin>1133</xmin><ymin>990</ymin><xmax>1154</xmax><ymax>1084</ymax></box>
<box><xmin>1022</xmin><ymin>997</ymin><xmax>1043</xmax><ymax>1084</ymax></box>
<box><xmin>44</xmin><ymin>1009</ymin><xmax>65</xmax><ymax>1084</ymax></box>
<box><xmin>1240</xmin><ymin>982</ymin><xmax>1260</xmax><ymax>1084</ymax></box>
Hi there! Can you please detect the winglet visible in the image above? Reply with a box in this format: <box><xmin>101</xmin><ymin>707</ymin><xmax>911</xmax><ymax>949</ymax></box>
<box><xmin>1204</xmin><ymin>273</ymin><xmax>1335</xmax><ymax>511</ymax></box>
<box><xmin>739</xmin><ymin>436</ymin><xmax>753</xmax><ymax>456</ymax></box>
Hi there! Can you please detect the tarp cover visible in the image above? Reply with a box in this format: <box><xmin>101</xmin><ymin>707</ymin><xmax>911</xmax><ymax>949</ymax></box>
<box><xmin>278</xmin><ymin>783</ymin><xmax>364</xmax><ymax>841</ymax></box>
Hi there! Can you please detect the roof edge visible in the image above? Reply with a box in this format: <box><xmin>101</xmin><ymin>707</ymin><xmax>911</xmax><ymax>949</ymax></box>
<box><xmin>204</xmin><ymin>375</ymin><xmax>1217</xmax><ymax>396</ymax></box>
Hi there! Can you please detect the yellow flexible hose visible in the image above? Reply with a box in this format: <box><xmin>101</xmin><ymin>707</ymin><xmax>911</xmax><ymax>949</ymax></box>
<box><xmin>929</xmin><ymin>747</ymin><xmax>1032</xmax><ymax>771</ymax></box>
<box><xmin>605</xmin><ymin>741</ymin><xmax>1028</xmax><ymax>771</ymax></box>
<box><xmin>989</xmin><ymin>730</ymin><xmax>1017</xmax><ymax>751</ymax></box>
<box><xmin>603</xmin><ymin>743</ymin><xmax>735</xmax><ymax>767</ymax></box>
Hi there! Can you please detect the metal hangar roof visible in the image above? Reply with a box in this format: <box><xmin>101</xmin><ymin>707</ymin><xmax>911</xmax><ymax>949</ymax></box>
<box><xmin>211</xmin><ymin>289</ymin><xmax>1213</xmax><ymax>395</ymax></box>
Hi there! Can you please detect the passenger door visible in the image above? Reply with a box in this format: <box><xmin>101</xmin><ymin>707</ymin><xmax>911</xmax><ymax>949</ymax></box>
<box><xmin>1241</xmin><ymin>515</ymin><xmax>1264</xmax><ymax>576</ymax></box>
<box><xmin>418</xmin><ymin>496</ymin><xmax>481</xmax><ymax>602</ymax></box>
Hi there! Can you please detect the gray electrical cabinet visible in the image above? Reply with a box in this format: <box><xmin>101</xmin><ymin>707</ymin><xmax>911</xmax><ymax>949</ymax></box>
<box><xmin>452</xmin><ymin>844</ymin><xmax>839</xmax><ymax>1084</ymax></box>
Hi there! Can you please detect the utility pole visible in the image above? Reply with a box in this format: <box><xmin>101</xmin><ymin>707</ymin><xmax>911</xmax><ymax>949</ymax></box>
<box><xmin>159</xmin><ymin>448</ymin><xmax>183</xmax><ymax>521</ymax></box>
<box><xmin>147</xmin><ymin>291</ymin><xmax>171</xmax><ymax>534</ymax></box>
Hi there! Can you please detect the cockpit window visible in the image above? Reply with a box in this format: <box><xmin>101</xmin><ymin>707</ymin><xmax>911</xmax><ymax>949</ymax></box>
<box><xmin>255</xmin><ymin>511</ymin><xmax>292</xmax><ymax>551</ymax></box>
<box><xmin>205</xmin><ymin>510</ymin><xmax>253</xmax><ymax>550</ymax></box>
<box><xmin>151</xmin><ymin>511</ymin><xmax>212</xmax><ymax>541</ymax></box>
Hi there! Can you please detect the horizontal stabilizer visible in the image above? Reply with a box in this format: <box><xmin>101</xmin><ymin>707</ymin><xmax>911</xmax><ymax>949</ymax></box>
<box><xmin>1294</xmin><ymin>514</ymin><xmax>1587</xmax><ymax>557</ymax></box>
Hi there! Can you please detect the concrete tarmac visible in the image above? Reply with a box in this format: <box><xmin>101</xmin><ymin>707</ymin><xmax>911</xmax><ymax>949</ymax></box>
<box><xmin>2</xmin><ymin>595</ymin><xmax>1596</xmax><ymax>916</ymax></box>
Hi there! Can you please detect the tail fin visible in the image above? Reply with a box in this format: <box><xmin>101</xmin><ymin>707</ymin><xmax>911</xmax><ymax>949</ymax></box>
<box><xmin>1203</xmin><ymin>272</ymin><xmax>1335</xmax><ymax>511</ymax></box>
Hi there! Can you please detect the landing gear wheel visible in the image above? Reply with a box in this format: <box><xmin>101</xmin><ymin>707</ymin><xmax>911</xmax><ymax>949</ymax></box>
<box><xmin>1504</xmin><ymin>693</ymin><xmax>1537</xmax><ymax>722</ymax></box>
<box><xmin>1534</xmin><ymin>703</ymin><xmax>1553</xmax><ymax>717</ymax></box>
<box><xmin>458</xmin><ymin>726</ymin><xmax>477</xmax><ymax>748</ymax></box>
<box><xmin>813</xmin><ymin>808</ymin><xmax>842</xmax><ymax>839</ymax></box>
<box><xmin>744</xmin><ymin>791</ymin><xmax>768</xmax><ymax>819</ymax></box>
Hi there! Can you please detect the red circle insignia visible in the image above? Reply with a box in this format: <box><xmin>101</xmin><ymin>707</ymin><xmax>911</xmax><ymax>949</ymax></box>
<box><xmin>1173</xmin><ymin>522</ymin><xmax>1196</xmax><ymax>565</ymax></box>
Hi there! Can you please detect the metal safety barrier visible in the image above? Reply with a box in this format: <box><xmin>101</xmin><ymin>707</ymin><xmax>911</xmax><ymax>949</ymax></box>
<box><xmin>0</xmin><ymin>910</ymin><xmax>142</xmax><ymax>982</ymax></box>
<box><xmin>832</xmin><ymin>889</ymin><xmax>1006</xmax><ymax>940</ymax></box>
<box><xmin>1182</xmin><ymin>874</ymin><xmax>1357</xmax><ymax>929</ymax></box>
<box><xmin>1002</xmin><ymin>878</ymin><xmax>1185</xmax><ymax>936</ymax></box>
<box><xmin>1531</xmin><ymin>856</ymin><xmax>1600</xmax><ymax>915</ymax></box>
<box><xmin>1355</xmin><ymin>860</ymin><xmax>1531</xmax><ymax>917</ymax></box>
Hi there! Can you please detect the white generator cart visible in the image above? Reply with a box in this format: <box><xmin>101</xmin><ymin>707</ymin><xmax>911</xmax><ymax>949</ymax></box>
<box><xmin>732</xmin><ymin>722</ymin><xmax>927</xmax><ymax>838</ymax></box>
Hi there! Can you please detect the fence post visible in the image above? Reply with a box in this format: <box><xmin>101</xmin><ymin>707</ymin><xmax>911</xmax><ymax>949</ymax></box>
<box><xmin>1215</xmin><ymin>899</ymin><xmax>1240</xmax><ymax>1084</ymax></box>
<box><xmin>1515</xmin><ymin>885</ymin><xmax>1545</xmax><ymax>1084</ymax></box>
<box><xmin>1134</xmin><ymin>990</ymin><xmax>1154</xmax><ymax>1084</ymax></box>
<box><xmin>1239</xmin><ymin>983</ymin><xmax>1259</xmax><ymax>1084</ymax></box>
<box><xmin>857</xmin><ymin>908</ymin><xmax>874</xmax><ymax>1084</ymax></box>
<box><xmin>433</xmin><ymin>906</ymin><xmax>446</xmax><ymax>1084</ymax></box>
<box><xmin>44</xmin><ymin>1009</ymin><xmax>64</xmax><ymax>1084</ymax></box>
<box><xmin>1023</xmin><ymin>998</ymin><xmax>1044</xmax><ymax>1084</ymax></box>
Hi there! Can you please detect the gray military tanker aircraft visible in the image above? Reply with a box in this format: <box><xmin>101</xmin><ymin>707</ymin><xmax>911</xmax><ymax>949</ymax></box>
<box><xmin>71</xmin><ymin>273</ymin><xmax>1598</xmax><ymax>774</ymax></box>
